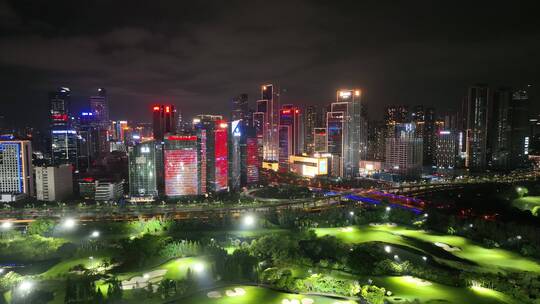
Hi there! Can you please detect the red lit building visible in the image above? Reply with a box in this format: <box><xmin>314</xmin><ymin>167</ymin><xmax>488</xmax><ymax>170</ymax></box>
<box><xmin>164</xmin><ymin>135</ymin><xmax>200</xmax><ymax>196</ymax></box>
<box><xmin>246</xmin><ymin>137</ymin><xmax>260</xmax><ymax>183</ymax></box>
<box><xmin>194</xmin><ymin>115</ymin><xmax>229</xmax><ymax>192</ymax></box>
<box><xmin>153</xmin><ymin>104</ymin><xmax>177</xmax><ymax>140</ymax></box>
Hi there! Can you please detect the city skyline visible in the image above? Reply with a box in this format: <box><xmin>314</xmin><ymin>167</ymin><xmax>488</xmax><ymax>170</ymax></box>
<box><xmin>1</xmin><ymin>1</ymin><xmax>539</xmax><ymax>128</ymax></box>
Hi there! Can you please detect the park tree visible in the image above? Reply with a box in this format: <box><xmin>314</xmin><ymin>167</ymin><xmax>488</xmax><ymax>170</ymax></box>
<box><xmin>361</xmin><ymin>285</ymin><xmax>386</xmax><ymax>304</ymax></box>
<box><xmin>27</xmin><ymin>219</ymin><xmax>55</xmax><ymax>236</ymax></box>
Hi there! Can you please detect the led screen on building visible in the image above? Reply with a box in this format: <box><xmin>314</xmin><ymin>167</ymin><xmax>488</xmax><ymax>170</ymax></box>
<box><xmin>214</xmin><ymin>127</ymin><xmax>228</xmax><ymax>191</ymax></box>
<box><xmin>164</xmin><ymin>148</ymin><xmax>198</xmax><ymax>196</ymax></box>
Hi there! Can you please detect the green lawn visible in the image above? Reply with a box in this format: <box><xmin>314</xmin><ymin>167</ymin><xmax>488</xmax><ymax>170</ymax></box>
<box><xmin>40</xmin><ymin>256</ymin><xmax>105</xmax><ymax>279</ymax></box>
<box><xmin>314</xmin><ymin>224</ymin><xmax>540</xmax><ymax>273</ymax></box>
<box><xmin>512</xmin><ymin>196</ymin><xmax>540</xmax><ymax>216</ymax></box>
<box><xmin>116</xmin><ymin>256</ymin><xmax>207</xmax><ymax>281</ymax></box>
<box><xmin>180</xmin><ymin>285</ymin><xmax>357</xmax><ymax>304</ymax></box>
<box><xmin>373</xmin><ymin>276</ymin><xmax>519</xmax><ymax>304</ymax></box>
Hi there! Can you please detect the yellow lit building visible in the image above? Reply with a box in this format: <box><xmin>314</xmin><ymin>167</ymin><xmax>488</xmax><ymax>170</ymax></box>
<box><xmin>289</xmin><ymin>154</ymin><xmax>329</xmax><ymax>177</ymax></box>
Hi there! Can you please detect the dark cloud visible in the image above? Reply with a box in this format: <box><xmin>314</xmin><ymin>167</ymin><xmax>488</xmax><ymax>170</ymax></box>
<box><xmin>1</xmin><ymin>0</ymin><xmax>539</xmax><ymax>128</ymax></box>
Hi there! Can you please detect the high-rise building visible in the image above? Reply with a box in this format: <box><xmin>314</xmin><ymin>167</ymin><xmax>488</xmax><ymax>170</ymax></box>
<box><xmin>490</xmin><ymin>88</ymin><xmax>512</xmax><ymax>169</ymax></box>
<box><xmin>89</xmin><ymin>88</ymin><xmax>109</xmax><ymax>124</ymax></box>
<box><xmin>78</xmin><ymin>111</ymin><xmax>108</xmax><ymax>171</ymax></box>
<box><xmin>194</xmin><ymin>115</ymin><xmax>229</xmax><ymax>192</ymax></box>
<box><xmin>385</xmin><ymin>123</ymin><xmax>423</xmax><ymax>177</ymax></box>
<box><xmin>152</xmin><ymin>104</ymin><xmax>177</xmax><ymax>140</ymax></box>
<box><xmin>326</xmin><ymin>111</ymin><xmax>345</xmax><ymax>176</ymax></box>
<box><xmin>509</xmin><ymin>89</ymin><xmax>532</xmax><ymax>168</ymax></box>
<box><xmin>411</xmin><ymin>105</ymin><xmax>437</xmax><ymax>166</ymax></box>
<box><xmin>463</xmin><ymin>85</ymin><xmax>491</xmax><ymax>170</ymax></box>
<box><xmin>128</xmin><ymin>140</ymin><xmax>164</xmax><ymax>199</ymax></box>
<box><xmin>313</xmin><ymin>128</ymin><xmax>327</xmax><ymax>153</ymax></box>
<box><xmin>435</xmin><ymin>130</ymin><xmax>457</xmax><ymax>169</ymax></box>
<box><xmin>50</xmin><ymin>87</ymin><xmax>78</xmax><ymax>167</ymax></box>
<box><xmin>278</xmin><ymin>105</ymin><xmax>303</xmax><ymax>171</ymax></box>
<box><xmin>304</xmin><ymin>105</ymin><xmax>323</xmax><ymax>154</ymax></box>
<box><xmin>385</xmin><ymin>105</ymin><xmax>409</xmax><ymax>138</ymax></box>
<box><xmin>229</xmin><ymin>119</ymin><xmax>245</xmax><ymax>191</ymax></box>
<box><xmin>231</xmin><ymin>94</ymin><xmax>249</xmax><ymax>122</ymax></box>
<box><xmin>0</xmin><ymin>139</ymin><xmax>34</xmax><ymax>197</ymax></box>
<box><xmin>367</xmin><ymin>121</ymin><xmax>386</xmax><ymax>161</ymax></box>
<box><xmin>258</xmin><ymin>83</ymin><xmax>279</xmax><ymax>161</ymax></box>
<box><xmin>35</xmin><ymin>164</ymin><xmax>73</xmax><ymax>201</ymax></box>
<box><xmin>246</xmin><ymin>135</ymin><xmax>260</xmax><ymax>184</ymax></box>
<box><xmin>325</xmin><ymin>89</ymin><xmax>363</xmax><ymax>177</ymax></box>
<box><xmin>164</xmin><ymin>135</ymin><xmax>200</xmax><ymax>196</ymax></box>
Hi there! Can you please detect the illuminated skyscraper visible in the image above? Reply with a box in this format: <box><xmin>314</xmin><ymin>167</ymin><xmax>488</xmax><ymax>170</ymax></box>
<box><xmin>89</xmin><ymin>88</ymin><xmax>109</xmax><ymax>124</ymax></box>
<box><xmin>464</xmin><ymin>85</ymin><xmax>491</xmax><ymax>170</ymax></box>
<box><xmin>326</xmin><ymin>111</ymin><xmax>345</xmax><ymax>176</ymax></box>
<box><xmin>278</xmin><ymin>104</ymin><xmax>303</xmax><ymax>171</ymax></box>
<box><xmin>0</xmin><ymin>139</ymin><xmax>34</xmax><ymax>197</ymax></box>
<box><xmin>194</xmin><ymin>115</ymin><xmax>228</xmax><ymax>192</ymax></box>
<box><xmin>49</xmin><ymin>87</ymin><xmax>78</xmax><ymax>167</ymax></box>
<box><xmin>258</xmin><ymin>83</ymin><xmax>279</xmax><ymax>161</ymax></box>
<box><xmin>164</xmin><ymin>135</ymin><xmax>200</xmax><ymax>196</ymax></box>
<box><xmin>304</xmin><ymin>105</ymin><xmax>323</xmax><ymax>153</ymax></box>
<box><xmin>128</xmin><ymin>140</ymin><xmax>164</xmax><ymax>199</ymax></box>
<box><xmin>385</xmin><ymin>123</ymin><xmax>423</xmax><ymax>177</ymax></box>
<box><xmin>435</xmin><ymin>130</ymin><xmax>457</xmax><ymax>168</ymax></box>
<box><xmin>313</xmin><ymin>128</ymin><xmax>327</xmax><ymax>153</ymax></box>
<box><xmin>152</xmin><ymin>104</ymin><xmax>177</xmax><ymax>140</ymax></box>
<box><xmin>231</xmin><ymin>94</ymin><xmax>249</xmax><ymax>121</ymax></box>
<box><xmin>326</xmin><ymin>89</ymin><xmax>363</xmax><ymax>177</ymax></box>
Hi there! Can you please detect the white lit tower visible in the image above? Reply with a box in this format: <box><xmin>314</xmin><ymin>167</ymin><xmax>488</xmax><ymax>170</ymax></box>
<box><xmin>327</xmin><ymin>89</ymin><xmax>363</xmax><ymax>178</ymax></box>
<box><xmin>258</xmin><ymin>83</ymin><xmax>280</xmax><ymax>161</ymax></box>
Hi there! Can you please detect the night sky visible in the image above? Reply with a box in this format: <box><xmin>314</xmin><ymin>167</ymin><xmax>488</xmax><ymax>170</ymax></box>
<box><xmin>1</xmin><ymin>0</ymin><xmax>539</xmax><ymax>129</ymax></box>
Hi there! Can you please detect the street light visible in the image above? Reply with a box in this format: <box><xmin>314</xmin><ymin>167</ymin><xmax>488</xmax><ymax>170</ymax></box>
<box><xmin>62</xmin><ymin>218</ymin><xmax>76</xmax><ymax>229</ymax></box>
<box><xmin>385</xmin><ymin>207</ymin><xmax>391</xmax><ymax>212</ymax></box>
<box><xmin>193</xmin><ymin>262</ymin><xmax>205</xmax><ymax>273</ymax></box>
<box><xmin>349</xmin><ymin>211</ymin><xmax>354</xmax><ymax>216</ymax></box>
<box><xmin>384</xmin><ymin>245</ymin><xmax>392</xmax><ymax>253</ymax></box>
<box><xmin>243</xmin><ymin>215</ymin><xmax>255</xmax><ymax>227</ymax></box>
<box><xmin>18</xmin><ymin>280</ymin><xmax>33</xmax><ymax>296</ymax></box>
<box><xmin>422</xmin><ymin>256</ymin><xmax>428</xmax><ymax>261</ymax></box>
<box><xmin>90</xmin><ymin>230</ymin><xmax>100</xmax><ymax>238</ymax></box>
<box><xmin>1</xmin><ymin>221</ymin><xmax>12</xmax><ymax>229</ymax></box>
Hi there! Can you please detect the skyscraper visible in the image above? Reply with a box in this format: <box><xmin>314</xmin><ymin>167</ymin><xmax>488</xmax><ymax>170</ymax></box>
<box><xmin>164</xmin><ymin>135</ymin><xmax>200</xmax><ymax>196</ymax></box>
<box><xmin>326</xmin><ymin>89</ymin><xmax>363</xmax><ymax>177</ymax></box>
<box><xmin>367</xmin><ymin>121</ymin><xmax>386</xmax><ymax>161</ymax></box>
<box><xmin>89</xmin><ymin>88</ymin><xmax>109</xmax><ymax>124</ymax></box>
<box><xmin>194</xmin><ymin>115</ymin><xmax>229</xmax><ymax>192</ymax></box>
<box><xmin>49</xmin><ymin>87</ymin><xmax>78</xmax><ymax>167</ymax></box>
<box><xmin>304</xmin><ymin>105</ymin><xmax>323</xmax><ymax>154</ymax></box>
<box><xmin>464</xmin><ymin>85</ymin><xmax>491</xmax><ymax>170</ymax></box>
<box><xmin>152</xmin><ymin>104</ymin><xmax>177</xmax><ymax>140</ymax></box>
<box><xmin>0</xmin><ymin>139</ymin><xmax>34</xmax><ymax>197</ymax></box>
<box><xmin>385</xmin><ymin>123</ymin><xmax>423</xmax><ymax>177</ymax></box>
<box><xmin>326</xmin><ymin>111</ymin><xmax>345</xmax><ymax>177</ymax></box>
<box><xmin>313</xmin><ymin>128</ymin><xmax>327</xmax><ymax>153</ymax></box>
<box><xmin>491</xmin><ymin>87</ymin><xmax>513</xmax><ymax>169</ymax></box>
<box><xmin>258</xmin><ymin>83</ymin><xmax>279</xmax><ymax>161</ymax></box>
<box><xmin>435</xmin><ymin>130</ymin><xmax>457</xmax><ymax>169</ymax></box>
<box><xmin>385</xmin><ymin>105</ymin><xmax>409</xmax><ymax>138</ymax></box>
<box><xmin>231</xmin><ymin>94</ymin><xmax>249</xmax><ymax>122</ymax></box>
<box><xmin>278</xmin><ymin>104</ymin><xmax>303</xmax><ymax>171</ymax></box>
<box><xmin>128</xmin><ymin>140</ymin><xmax>163</xmax><ymax>199</ymax></box>
<box><xmin>509</xmin><ymin>88</ymin><xmax>532</xmax><ymax>168</ymax></box>
<box><xmin>229</xmin><ymin>119</ymin><xmax>245</xmax><ymax>190</ymax></box>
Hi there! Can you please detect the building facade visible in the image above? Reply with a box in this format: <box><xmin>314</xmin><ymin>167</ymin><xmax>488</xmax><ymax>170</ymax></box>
<box><xmin>35</xmin><ymin>164</ymin><xmax>73</xmax><ymax>201</ymax></box>
<box><xmin>0</xmin><ymin>139</ymin><xmax>34</xmax><ymax>197</ymax></box>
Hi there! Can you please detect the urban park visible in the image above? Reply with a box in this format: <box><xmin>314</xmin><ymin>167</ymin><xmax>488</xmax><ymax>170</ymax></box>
<box><xmin>1</xmin><ymin>185</ymin><xmax>540</xmax><ymax>304</ymax></box>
